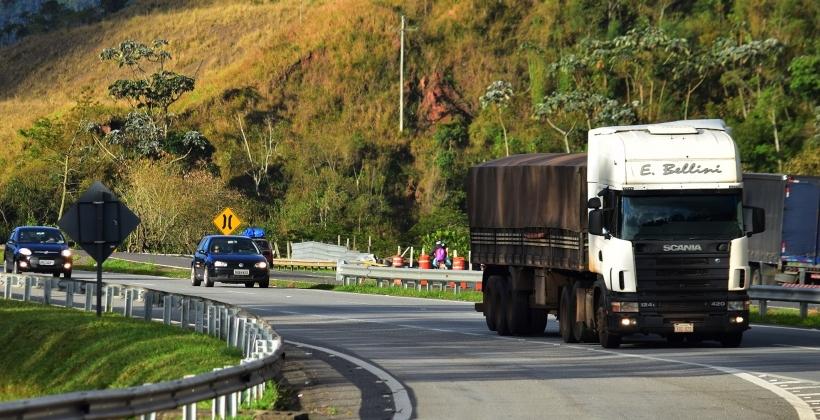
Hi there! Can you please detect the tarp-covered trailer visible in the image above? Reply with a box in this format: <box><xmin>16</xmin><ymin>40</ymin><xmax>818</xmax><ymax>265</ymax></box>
<box><xmin>467</xmin><ymin>153</ymin><xmax>588</xmax><ymax>271</ymax></box>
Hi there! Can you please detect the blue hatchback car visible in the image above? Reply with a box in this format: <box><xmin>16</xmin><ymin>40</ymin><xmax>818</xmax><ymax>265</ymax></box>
<box><xmin>3</xmin><ymin>226</ymin><xmax>73</xmax><ymax>278</ymax></box>
<box><xmin>191</xmin><ymin>235</ymin><xmax>269</xmax><ymax>288</ymax></box>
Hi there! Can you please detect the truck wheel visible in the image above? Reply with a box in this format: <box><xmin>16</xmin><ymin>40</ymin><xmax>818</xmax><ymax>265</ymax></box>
<box><xmin>559</xmin><ymin>287</ymin><xmax>578</xmax><ymax>343</ymax></box>
<box><xmin>572</xmin><ymin>283</ymin><xmax>597</xmax><ymax>342</ymax></box>
<box><xmin>507</xmin><ymin>291</ymin><xmax>530</xmax><ymax>335</ymax></box>
<box><xmin>596</xmin><ymin>300</ymin><xmax>621</xmax><ymax>348</ymax></box>
<box><xmin>494</xmin><ymin>281</ymin><xmax>511</xmax><ymax>336</ymax></box>
<box><xmin>528</xmin><ymin>309</ymin><xmax>548</xmax><ymax>335</ymax></box>
<box><xmin>484</xmin><ymin>276</ymin><xmax>498</xmax><ymax>331</ymax></box>
<box><xmin>720</xmin><ymin>332</ymin><xmax>743</xmax><ymax>348</ymax></box>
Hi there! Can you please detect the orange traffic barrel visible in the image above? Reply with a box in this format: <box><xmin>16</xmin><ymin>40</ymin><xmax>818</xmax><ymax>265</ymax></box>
<box><xmin>453</xmin><ymin>257</ymin><xmax>466</xmax><ymax>270</ymax></box>
<box><xmin>392</xmin><ymin>255</ymin><xmax>404</xmax><ymax>268</ymax></box>
<box><xmin>418</xmin><ymin>252</ymin><xmax>431</xmax><ymax>269</ymax></box>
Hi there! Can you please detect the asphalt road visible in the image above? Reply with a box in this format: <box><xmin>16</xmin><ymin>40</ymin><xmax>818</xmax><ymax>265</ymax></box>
<box><xmin>70</xmin><ymin>270</ymin><xmax>820</xmax><ymax>420</ymax></box>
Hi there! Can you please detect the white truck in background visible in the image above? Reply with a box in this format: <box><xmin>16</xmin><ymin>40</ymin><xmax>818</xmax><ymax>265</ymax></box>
<box><xmin>469</xmin><ymin>119</ymin><xmax>765</xmax><ymax>348</ymax></box>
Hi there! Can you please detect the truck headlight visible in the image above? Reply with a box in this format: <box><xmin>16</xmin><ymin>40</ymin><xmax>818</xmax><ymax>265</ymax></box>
<box><xmin>611</xmin><ymin>302</ymin><xmax>639</xmax><ymax>313</ymax></box>
<box><xmin>61</xmin><ymin>249</ymin><xmax>72</xmax><ymax>257</ymax></box>
<box><xmin>214</xmin><ymin>261</ymin><xmax>228</xmax><ymax>267</ymax></box>
<box><xmin>18</xmin><ymin>248</ymin><xmax>32</xmax><ymax>256</ymax></box>
<box><xmin>728</xmin><ymin>300</ymin><xmax>749</xmax><ymax>311</ymax></box>
<box><xmin>254</xmin><ymin>261</ymin><xmax>268</xmax><ymax>269</ymax></box>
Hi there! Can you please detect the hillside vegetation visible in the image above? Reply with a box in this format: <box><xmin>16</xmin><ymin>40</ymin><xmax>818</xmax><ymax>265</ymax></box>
<box><xmin>0</xmin><ymin>0</ymin><xmax>817</xmax><ymax>256</ymax></box>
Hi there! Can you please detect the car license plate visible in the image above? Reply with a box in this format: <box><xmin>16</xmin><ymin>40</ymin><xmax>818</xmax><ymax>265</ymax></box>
<box><xmin>39</xmin><ymin>259</ymin><xmax>55</xmax><ymax>266</ymax></box>
<box><xmin>233</xmin><ymin>269</ymin><xmax>250</xmax><ymax>276</ymax></box>
<box><xmin>674</xmin><ymin>323</ymin><xmax>694</xmax><ymax>333</ymax></box>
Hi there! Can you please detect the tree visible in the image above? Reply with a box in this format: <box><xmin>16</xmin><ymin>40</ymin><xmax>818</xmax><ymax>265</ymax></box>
<box><xmin>480</xmin><ymin>81</ymin><xmax>514</xmax><ymax>157</ymax></box>
<box><xmin>236</xmin><ymin>115</ymin><xmax>279</xmax><ymax>197</ymax></box>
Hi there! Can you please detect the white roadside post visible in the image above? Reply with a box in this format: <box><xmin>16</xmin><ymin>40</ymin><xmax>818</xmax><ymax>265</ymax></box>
<box><xmin>105</xmin><ymin>286</ymin><xmax>114</xmax><ymax>312</ymax></box>
<box><xmin>43</xmin><ymin>278</ymin><xmax>52</xmax><ymax>305</ymax></box>
<box><xmin>65</xmin><ymin>281</ymin><xmax>74</xmax><ymax>308</ymax></box>
<box><xmin>163</xmin><ymin>295</ymin><xmax>172</xmax><ymax>325</ymax></box>
<box><xmin>195</xmin><ymin>300</ymin><xmax>204</xmax><ymax>332</ymax></box>
<box><xmin>181</xmin><ymin>375</ymin><xmax>196</xmax><ymax>420</ymax></box>
<box><xmin>23</xmin><ymin>277</ymin><xmax>31</xmax><ymax>301</ymax></box>
<box><xmin>143</xmin><ymin>291</ymin><xmax>153</xmax><ymax>321</ymax></box>
<box><xmin>3</xmin><ymin>277</ymin><xmax>11</xmax><ymax>299</ymax></box>
<box><xmin>84</xmin><ymin>283</ymin><xmax>94</xmax><ymax>311</ymax></box>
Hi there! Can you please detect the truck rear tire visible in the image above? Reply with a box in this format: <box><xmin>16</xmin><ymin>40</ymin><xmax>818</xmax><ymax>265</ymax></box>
<box><xmin>484</xmin><ymin>276</ymin><xmax>498</xmax><ymax>331</ymax></box>
<box><xmin>527</xmin><ymin>309</ymin><xmax>548</xmax><ymax>335</ymax></box>
<box><xmin>560</xmin><ymin>287</ymin><xmax>578</xmax><ymax>343</ymax></box>
<box><xmin>494</xmin><ymin>280</ymin><xmax>511</xmax><ymax>336</ymax></box>
<box><xmin>507</xmin><ymin>291</ymin><xmax>530</xmax><ymax>335</ymax></box>
<box><xmin>572</xmin><ymin>283</ymin><xmax>597</xmax><ymax>342</ymax></box>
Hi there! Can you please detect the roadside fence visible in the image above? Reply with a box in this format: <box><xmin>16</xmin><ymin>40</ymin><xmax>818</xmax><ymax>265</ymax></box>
<box><xmin>0</xmin><ymin>273</ymin><xmax>284</xmax><ymax>419</ymax></box>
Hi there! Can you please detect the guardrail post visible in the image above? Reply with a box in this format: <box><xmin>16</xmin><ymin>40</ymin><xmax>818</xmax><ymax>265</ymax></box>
<box><xmin>237</xmin><ymin>318</ymin><xmax>246</xmax><ymax>351</ymax></box>
<box><xmin>43</xmin><ymin>278</ymin><xmax>52</xmax><ymax>305</ymax></box>
<box><xmin>759</xmin><ymin>299</ymin><xmax>768</xmax><ymax>319</ymax></box>
<box><xmin>65</xmin><ymin>281</ymin><xmax>74</xmax><ymax>308</ymax></box>
<box><xmin>212</xmin><ymin>368</ymin><xmax>225</xmax><ymax>419</ymax></box>
<box><xmin>221</xmin><ymin>307</ymin><xmax>230</xmax><ymax>340</ymax></box>
<box><xmin>181</xmin><ymin>298</ymin><xmax>190</xmax><ymax>328</ymax></box>
<box><xmin>181</xmin><ymin>375</ymin><xmax>197</xmax><ymax>419</ymax></box>
<box><xmin>163</xmin><ymin>295</ymin><xmax>172</xmax><ymax>325</ymax></box>
<box><xmin>3</xmin><ymin>278</ymin><xmax>11</xmax><ymax>299</ymax></box>
<box><xmin>224</xmin><ymin>365</ymin><xmax>237</xmax><ymax>418</ymax></box>
<box><xmin>195</xmin><ymin>300</ymin><xmax>204</xmax><ymax>332</ymax></box>
<box><xmin>85</xmin><ymin>284</ymin><xmax>95</xmax><ymax>311</ymax></box>
<box><xmin>139</xmin><ymin>412</ymin><xmax>156</xmax><ymax>420</ymax></box>
<box><xmin>105</xmin><ymin>286</ymin><xmax>114</xmax><ymax>312</ymax></box>
<box><xmin>125</xmin><ymin>289</ymin><xmax>134</xmax><ymax>318</ymax></box>
<box><xmin>144</xmin><ymin>291</ymin><xmax>153</xmax><ymax>321</ymax></box>
<box><xmin>799</xmin><ymin>302</ymin><xmax>808</xmax><ymax>319</ymax></box>
<box><xmin>23</xmin><ymin>277</ymin><xmax>32</xmax><ymax>301</ymax></box>
<box><xmin>208</xmin><ymin>305</ymin><xmax>216</xmax><ymax>336</ymax></box>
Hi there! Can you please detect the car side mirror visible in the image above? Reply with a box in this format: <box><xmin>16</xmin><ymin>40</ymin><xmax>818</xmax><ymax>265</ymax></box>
<box><xmin>196</xmin><ymin>249</ymin><xmax>205</xmax><ymax>255</ymax></box>
<box><xmin>744</xmin><ymin>206</ymin><xmax>765</xmax><ymax>236</ymax></box>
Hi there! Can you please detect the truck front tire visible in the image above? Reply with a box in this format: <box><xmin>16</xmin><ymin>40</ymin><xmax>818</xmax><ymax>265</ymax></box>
<box><xmin>720</xmin><ymin>332</ymin><xmax>743</xmax><ymax>347</ymax></box>
<box><xmin>596</xmin><ymin>304</ymin><xmax>621</xmax><ymax>348</ymax></box>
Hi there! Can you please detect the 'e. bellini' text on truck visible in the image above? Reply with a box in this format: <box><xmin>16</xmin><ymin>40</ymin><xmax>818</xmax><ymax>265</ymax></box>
<box><xmin>468</xmin><ymin>120</ymin><xmax>765</xmax><ymax>348</ymax></box>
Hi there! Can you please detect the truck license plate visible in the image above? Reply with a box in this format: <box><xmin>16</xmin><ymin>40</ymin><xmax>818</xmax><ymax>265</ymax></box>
<box><xmin>674</xmin><ymin>323</ymin><xmax>694</xmax><ymax>333</ymax></box>
<box><xmin>233</xmin><ymin>269</ymin><xmax>250</xmax><ymax>276</ymax></box>
<box><xmin>39</xmin><ymin>259</ymin><xmax>55</xmax><ymax>266</ymax></box>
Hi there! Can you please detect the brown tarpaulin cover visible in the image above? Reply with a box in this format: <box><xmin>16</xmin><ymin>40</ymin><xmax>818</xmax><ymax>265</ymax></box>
<box><xmin>467</xmin><ymin>153</ymin><xmax>588</xmax><ymax>231</ymax></box>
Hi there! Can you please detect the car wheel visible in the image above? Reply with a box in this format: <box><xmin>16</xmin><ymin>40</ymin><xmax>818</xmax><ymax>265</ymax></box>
<box><xmin>63</xmin><ymin>270</ymin><xmax>71</xmax><ymax>279</ymax></box>
<box><xmin>52</xmin><ymin>272</ymin><xmax>60</xmax><ymax>278</ymax></box>
<box><xmin>244</xmin><ymin>281</ymin><xmax>255</xmax><ymax>288</ymax></box>
<box><xmin>204</xmin><ymin>268</ymin><xmax>214</xmax><ymax>287</ymax></box>
<box><xmin>258</xmin><ymin>279</ymin><xmax>269</xmax><ymax>288</ymax></box>
<box><xmin>191</xmin><ymin>267</ymin><xmax>202</xmax><ymax>287</ymax></box>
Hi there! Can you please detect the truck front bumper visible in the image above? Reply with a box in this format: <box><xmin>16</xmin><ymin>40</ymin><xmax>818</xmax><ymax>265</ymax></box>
<box><xmin>607</xmin><ymin>310</ymin><xmax>750</xmax><ymax>336</ymax></box>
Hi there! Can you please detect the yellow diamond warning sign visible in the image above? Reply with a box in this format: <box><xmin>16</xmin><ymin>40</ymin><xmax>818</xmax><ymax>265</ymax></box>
<box><xmin>213</xmin><ymin>208</ymin><xmax>241</xmax><ymax>235</ymax></box>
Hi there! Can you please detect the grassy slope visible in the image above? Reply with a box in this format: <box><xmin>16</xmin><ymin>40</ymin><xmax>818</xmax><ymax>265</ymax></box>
<box><xmin>0</xmin><ymin>299</ymin><xmax>241</xmax><ymax>401</ymax></box>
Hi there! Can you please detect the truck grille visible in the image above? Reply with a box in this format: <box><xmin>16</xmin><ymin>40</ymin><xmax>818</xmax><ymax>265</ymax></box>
<box><xmin>635</xmin><ymin>250</ymin><xmax>730</xmax><ymax>293</ymax></box>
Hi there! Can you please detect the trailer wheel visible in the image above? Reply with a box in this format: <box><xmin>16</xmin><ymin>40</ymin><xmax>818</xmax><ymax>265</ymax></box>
<box><xmin>484</xmin><ymin>275</ymin><xmax>498</xmax><ymax>331</ymax></box>
<box><xmin>596</xmin><ymin>300</ymin><xmax>621</xmax><ymax>348</ymax></box>
<box><xmin>494</xmin><ymin>280</ymin><xmax>511</xmax><ymax>336</ymax></box>
<box><xmin>527</xmin><ymin>309</ymin><xmax>548</xmax><ymax>335</ymax></box>
<box><xmin>559</xmin><ymin>287</ymin><xmax>578</xmax><ymax>343</ymax></box>
<box><xmin>507</xmin><ymin>291</ymin><xmax>531</xmax><ymax>335</ymax></box>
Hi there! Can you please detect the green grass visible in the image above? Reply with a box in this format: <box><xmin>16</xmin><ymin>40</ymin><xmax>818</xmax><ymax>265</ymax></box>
<box><xmin>73</xmin><ymin>256</ymin><xmax>189</xmax><ymax>280</ymax></box>
<box><xmin>0</xmin><ymin>299</ymin><xmax>241</xmax><ymax>401</ymax></box>
<box><xmin>751</xmin><ymin>305</ymin><xmax>820</xmax><ymax>329</ymax></box>
<box><xmin>270</xmin><ymin>279</ymin><xmax>483</xmax><ymax>302</ymax></box>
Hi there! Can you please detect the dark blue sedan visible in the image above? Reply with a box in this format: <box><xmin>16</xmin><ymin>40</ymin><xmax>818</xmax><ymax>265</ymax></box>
<box><xmin>3</xmin><ymin>226</ymin><xmax>73</xmax><ymax>278</ymax></box>
<box><xmin>191</xmin><ymin>235</ymin><xmax>270</xmax><ymax>288</ymax></box>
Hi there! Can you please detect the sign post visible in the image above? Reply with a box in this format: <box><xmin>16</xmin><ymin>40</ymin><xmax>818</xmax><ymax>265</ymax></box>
<box><xmin>213</xmin><ymin>208</ymin><xmax>242</xmax><ymax>235</ymax></box>
<box><xmin>58</xmin><ymin>182</ymin><xmax>140</xmax><ymax>317</ymax></box>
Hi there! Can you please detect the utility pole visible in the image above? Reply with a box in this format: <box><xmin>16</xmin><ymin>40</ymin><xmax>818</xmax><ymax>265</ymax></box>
<box><xmin>399</xmin><ymin>15</ymin><xmax>405</xmax><ymax>133</ymax></box>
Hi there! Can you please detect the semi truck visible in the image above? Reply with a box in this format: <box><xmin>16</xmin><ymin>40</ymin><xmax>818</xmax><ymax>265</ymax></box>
<box><xmin>468</xmin><ymin>119</ymin><xmax>765</xmax><ymax>348</ymax></box>
<box><xmin>743</xmin><ymin>173</ymin><xmax>820</xmax><ymax>285</ymax></box>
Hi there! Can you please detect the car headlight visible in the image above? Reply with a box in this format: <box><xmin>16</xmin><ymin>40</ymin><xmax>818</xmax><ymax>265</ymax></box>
<box><xmin>18</xmin><ymin>248</ymin><xmax>32</xmax><ymax>256</ymax></box>
<box><xmin>61</xmin><ymin>249</ymin><xmax>72</xmax><ymax>257</ymax></box>
<box><xmin>214</xmin><ymin>261</ymin><xmax>228</xmax><ymax>267</ymax></box>
<box><xmin>255</xmin><ymin>261</ymin><xmax>268</xmax><ymax>269</ymax></box>
<box><xmin>728</xmin><ymin>300</ymin><xmax>749</xmax><ymax>311</ymax></box>
<box><xmin>611</xmin><ymin>301</ymin><xmax>639</xmax><ymax>313</ymax></box>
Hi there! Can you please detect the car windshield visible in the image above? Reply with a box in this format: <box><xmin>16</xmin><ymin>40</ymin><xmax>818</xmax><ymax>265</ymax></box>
<box><xmin>620</xmin><ymin>194</ymin><xmax>743</xmax><ymax>241</ymax></box>
<box><xmin>18</xmin><ymin>229</ymin><xmax>65</xmax><ymax>244</ymax></box>
<box><xmin>209</xmin><ymin>237</ymin><xmax>259</xmax><ymax>254</ymax></box>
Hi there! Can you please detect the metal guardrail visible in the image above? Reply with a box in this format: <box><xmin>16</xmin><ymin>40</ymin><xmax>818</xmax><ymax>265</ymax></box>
<box><xmin>272</xmin><ymin>258</ymin><xmax>336</xmax><ymax>270</ymax></box>
<box><xmin>336</xmin><ymin>262</ymin><xmax>483</xmax><ymax>291</ymax></box>
<box><xmin>749</xmin><ymin>285</ymin><xmax>820</xmax><ymax>319</ymax></box>
<box><xmin>0</xmin><ymin>273</ymin><xmax>284</xmax><ymax>419</ymax></box>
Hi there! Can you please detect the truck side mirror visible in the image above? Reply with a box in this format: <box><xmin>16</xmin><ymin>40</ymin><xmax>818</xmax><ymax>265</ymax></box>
<box><xmin>587</xmin><ymin>197</ymin><xmax>601</xmax><ymax>209</ymax></box>
<box><xmin>744</xmin><ymin>206</ymin><xmax>765</xmax><ymax>236</ymax></box>
<box><xmin>589</xmin><ymin>209</ymin><xmax>604</xmax><ymax>236</ymax></box>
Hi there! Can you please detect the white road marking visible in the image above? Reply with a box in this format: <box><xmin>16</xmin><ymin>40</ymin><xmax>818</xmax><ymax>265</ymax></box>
<box><xmin>751</xmin><ymin>324</ymin><xmax>820</xmax><ymax>333</ymax></box>
<box><xmin>287</xmin><ymin>340</ymin><xmax>412</xmax><ymax>420</ymax></box>
<box><xmin>775</xmin><ymin>344</ymin><xmax>820</xmax><ymax>352</ymax></box>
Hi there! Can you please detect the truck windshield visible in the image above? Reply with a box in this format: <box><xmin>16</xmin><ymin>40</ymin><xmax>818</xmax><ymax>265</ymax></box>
<box><xmin>620</xmin><ymin>194</ymin><xmax>743</xmax><ymax>241</ymax></box>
